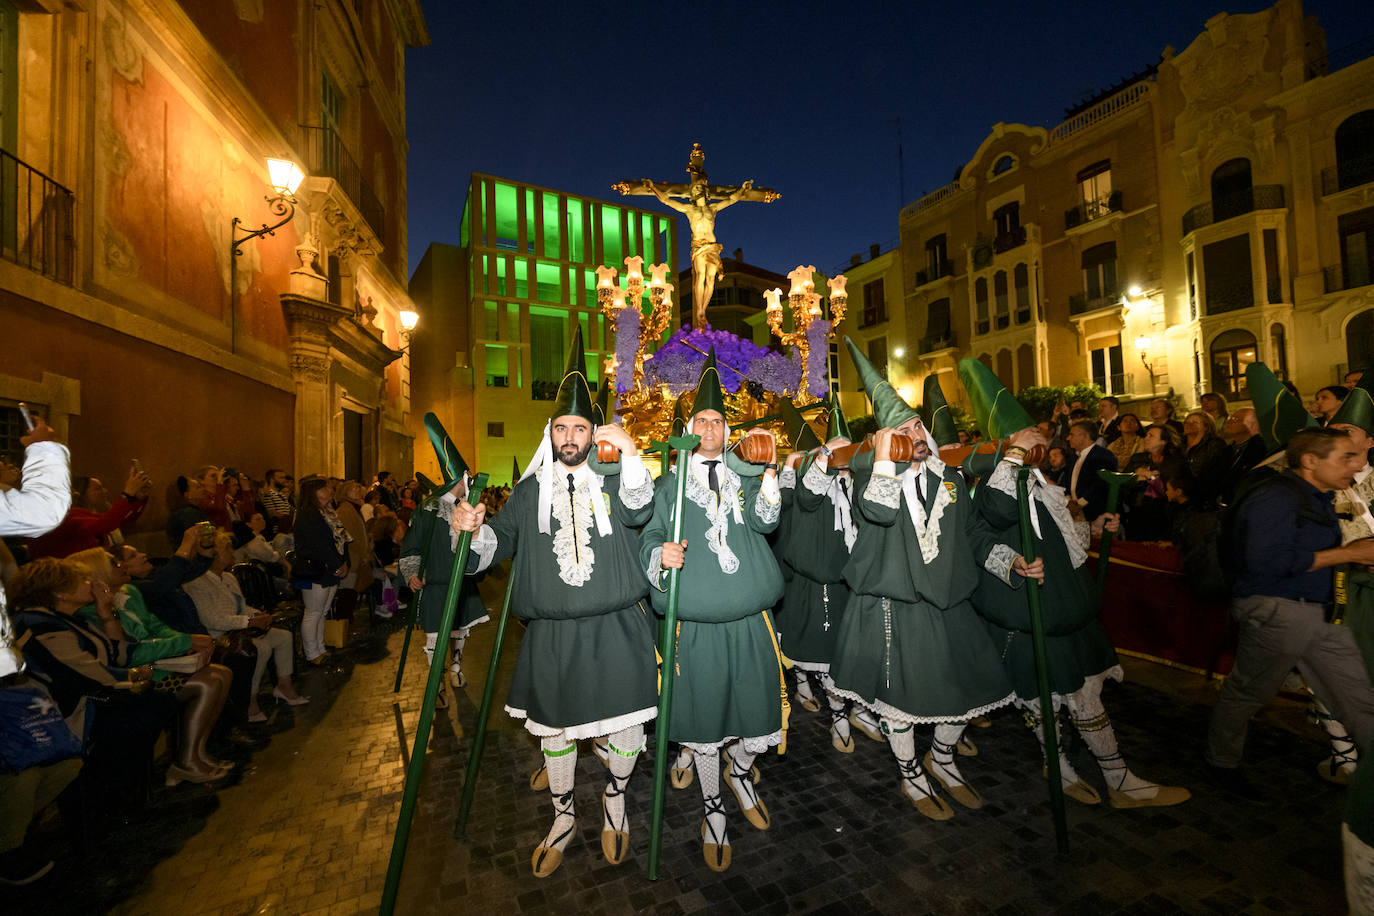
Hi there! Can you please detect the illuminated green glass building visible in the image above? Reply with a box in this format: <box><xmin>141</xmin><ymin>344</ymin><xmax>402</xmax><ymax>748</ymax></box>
<box><xmin>410</xmin><ymin>174</ymin><xmax>679</xmax><ymax>483</ymax></box>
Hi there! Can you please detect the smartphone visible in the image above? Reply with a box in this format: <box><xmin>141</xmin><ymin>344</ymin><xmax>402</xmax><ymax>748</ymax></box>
<box><xmin>17</xmin><ymin>402</ymin><xmax>34</xmax><ymax>431</ymax></box>
<box><xmin>133</xmin><ymin>458</ymin><xmax>144</xmax><ymax>474</ymax></box>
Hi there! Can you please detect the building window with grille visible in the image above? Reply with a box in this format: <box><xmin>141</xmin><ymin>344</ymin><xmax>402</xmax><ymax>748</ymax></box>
<box><xmin>993</xmin><ymin>270</ymin><xmax>1009</xmax><ymax>329</ymax></box>
<box><xmin>529</xmin><ymin>313</ymin><xmax>565</xmax><ymax>400</ymax></box>
<box><xmin>1210</xmin><ymin>328</ymin><xmax>1258</xmax><ymax>402</ymax></box>
<box><xmin>867</xmin><ymin>336</ymin><xmax>888</xmax><ymax>379</ymax></box>
<box><xmin>925</xmin><ymin>234</ymin><xmax>949</xmax><ymax>281</ymax></box>
<box><xmin>1202</xmin><ymin>234</ymin><xmax>1254</xmax><ymax>315</ymax></box>
<box><xmin>1081</xmin><ymin>242</ymin><xmax>1118</xmax><ymax>309</ymax></box>
<box><xmin>1339</xmin><ymin>207</ymin><xmax>1374</xmax><ymax>291</ymax></box>
<box><xmin>1078</xmin><ymin>160</ymin><xmax>1112</xmax><ymax>216</ymax></box>
<box><xmin>1013</xmin><ymin>263</ymin><xmax>1031</xmax><ymax>323</ymax></box>
<box><xmin>1270</xmin><ymin>323</ymin><xmax>1289</xmax><ymax>382</ymax></box>
<box><xmin>922</xmin><ymin>298</ymin><xmax>951</xmax><ymax>353</ymax></box>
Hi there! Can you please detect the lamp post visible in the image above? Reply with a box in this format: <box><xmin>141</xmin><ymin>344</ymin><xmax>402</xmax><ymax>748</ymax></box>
<box><xmin>229</xmin><ymin>157</ymin><xmax>305</xmax><ymax>353</ymax></box>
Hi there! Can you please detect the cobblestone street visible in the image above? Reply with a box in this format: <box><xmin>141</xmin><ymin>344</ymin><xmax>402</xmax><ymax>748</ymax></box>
<box><xmin>12</xmin><ymin>573</ymin><xmax>1352</xmax><ymax>915</ymax></box>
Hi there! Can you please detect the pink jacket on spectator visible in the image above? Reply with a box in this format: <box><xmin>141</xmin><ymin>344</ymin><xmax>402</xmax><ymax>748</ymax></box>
<box><xmin>27</xmin><ymin>495</ymin><xmax>147</xmax><ymax>559</ymax></box>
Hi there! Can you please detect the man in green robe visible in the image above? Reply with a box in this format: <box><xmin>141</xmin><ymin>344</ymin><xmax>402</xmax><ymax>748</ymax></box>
<box><xmin>641</xmin><ymin>354</ymin><xmax>786</xmax><ymax>872</ymax></box>
<box><xmin>450</xmin><ymin>329</ymin><xmax>658</xmax><ymax>878</ymax></box>
<box><xmin>826</xmin><ymin>339</ymin><xmax>1017</xmax><ymax>823</ymax></box>
<box><xmin>960</xmin><ymin>358</ymin><xmax>1189</xmax><ymax>810</ymax></box>
<box><xmin>398</xmin><ymin>415</ymin><xmax>489</xmax><ymax>710</ymax></box>
<box><xmin>778</xmin><ymin>401</ymin><xmax>883</xmax><ymax>753</ymax></box>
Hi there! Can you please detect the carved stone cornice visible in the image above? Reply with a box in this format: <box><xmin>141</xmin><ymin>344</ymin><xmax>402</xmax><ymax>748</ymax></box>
<box><xmin>280</xmin><ymin>293</ymin><xmax>399</xmax><ymax>378</ymax></box>
<box><xmin>299</xmin><ymin>177</ymin><xmax>382</xmax><ymax>260</ymax></box>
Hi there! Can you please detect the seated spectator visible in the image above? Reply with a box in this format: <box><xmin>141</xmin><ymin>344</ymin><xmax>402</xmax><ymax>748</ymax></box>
<box><xmin>1183</xmin><ymin>410</ymin><xmax>1231</xmax><ymax>508</ymax></box>
<box><xmin>27</xmin><ymin>462</ymin><xmax>151</xmax><ymax>559</ymax></box>
<box><xmin>70</xmin><ymin>547</ymin><xmax>234</xmax><ymax>780</ymax></box>
<box><xmin>1146</xmin><ymin>397</ymin><xmax>1185</xmax><ymax>436</ymax></box>
<box><xmin>1108</xmin><ymin>413</ymin><xmax>1145</xmax><ymax>469</ymax></box>
<box><xmin>9</xmin><ymin>558</ymin><xmax>197</xmax><ymax>786</ymax></box>
<box><xmin>183</xmin><ymin>532</ymin><xmax>307</xmax><ymax>721</ymax></box>
<box><xmin>1220</xmin><ymin>407</ymin><xmax>1268</xmax><ymax>504</ymax></box>
<box><xmin>222</xmin><ymin>469</ymin><xmax>256</xmax><ymax>526</ymax></box>
<box><xmin>1200</xmin><ymin>392</ymin><xmax>1229</xmax><ymax>434</ymax></box>
<box><xmin>166</xmin><ymin>475</ymin><xmax>210</xmax><ymax>549</ymax></box>
<box><xmin>1315</xmin><ymin>385</ymin><xmax>1351</xmax><ymax>424</ymax></box>
<box><xmin>193</xmin><ymin>466</ymin><xmax>231</xmax><ymax>531</ymax></box>
<box><xmin>135</xmin><ymin>524</ymin><xmax>215</xmax><ymax>635</ymax></box>
<box><xmin>235</xmin><ymin>512</ymin><xmax>289</xmax><ymax>574</ymax></box>
<box><xmin>292</xmin><ymin>478</ymin><xmax>349</xmax><ymax>665</ymax></box>
<box><xmin>0</xmin><ymin>676</ymin><xmax>80</xmax><ymax>884</ymax></box>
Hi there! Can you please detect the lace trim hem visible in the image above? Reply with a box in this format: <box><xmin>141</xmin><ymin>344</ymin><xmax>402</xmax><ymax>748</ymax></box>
<box><xmin>830</xmin><ymin>687</ymin><xmax>1015</xmax><ymax>725</ymax></box>
<box><xmin>680</xmin><ymin>731</ymin><xmax>782</xmax><ymax>755</ymax></box>
<box><xmin>754</xmin><ymin>486</ymin><xmax>781</xmax><ymax>526</ymax></box>
<box><xmin>779</xmin><ymin>466</ymin><xmax>797</xmax><ymax>490</ymax></box>
<box><xmin>506</xmin><ymin>704</ymin><xmax>658</xmax><ymax>740</ymax></box>
<box><xmin>620</xmin><ymin>472</ymin><xmax>654</xmax><ymax>511</ymax></box>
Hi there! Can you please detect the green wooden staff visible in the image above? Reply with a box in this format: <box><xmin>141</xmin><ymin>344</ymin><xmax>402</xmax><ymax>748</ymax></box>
<box><xmin>392</xmin><ymin>601</ymin><xmax>418</xmax><ymax>694</ymax></box>
<box><xmin>1094</xmin><ymin>470</ymin><xmax>1135</xmax><ymax>593</ymax></box>
<box><xmin>647</xmin><ymin>432</ymin><xmax>701</xmax><ymax>881</ymax></box>
<box><xmin>379</xmin><ymin>472</ymin><xmax>488</xmax><ymax>916</ymax></box>
<box><xmin>453</xmin><ymin>570</ymin><xmax>518</xmax><ymax>836</ymax></box>
<box><xmin>1015</xmin><ymin>466</ymin><xmax>1069</xmax><ymax>855</ymax></box>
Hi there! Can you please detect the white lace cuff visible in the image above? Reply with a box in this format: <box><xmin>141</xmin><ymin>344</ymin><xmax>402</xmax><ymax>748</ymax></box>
<box><xmin>779</xmin><ymin>466</ymin><xmax>797</xmax><ymax>490</ymax></box>
<box><xmin>984</xmin><ymin>543</ymin><xmax>1019</xmax><ymax>585</ymax></box>
<box><xmin>755</xmin><ymin>476</ymin><xmax>781</xmax><ymax>525</ymax></box>
<box><xmin>398</xmin><ymin>555</ymin><xmax>421</xmax><ymax>582</ymax></box>
<box><xmin>619</xmin><ymin>456</ymin><xmax>654</xmax><ymax>510</ymax></box>
<box><xmin>646</xmin><ymin>545</ymin><xmax>666</xmax><ymax>592</ymax></box>
<box><xmin>470</xmin><ymin>525</ymin><xmax>498</xmax><ymax>573</ymax></box>
<box><xmin>865</xmin><ymin>474</ymin><xmax>901</xmax><ymax>509</ymax></box>
<box><xmin>801</xmin><ymin>460</ymin><xmax>830</xmax><ymax>497</ymax></box>
<box><xmin>873</xmin><ymin>459</ymin><xmax>897</xmax><ymax>477</ymax></box>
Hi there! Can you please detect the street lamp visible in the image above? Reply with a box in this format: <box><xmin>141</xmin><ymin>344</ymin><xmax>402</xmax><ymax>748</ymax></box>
<box><xmin>229</xmin><ymin>156</ymin><xmax>306</xmax><ymax>352</ymax></box>
<box><xmin>399</xmin><ymin>309</ymin><xmax>419</xmax><ymax>333</ymax></box>
<box><xmin>1135</xmin><ymin>333</ymin><xmax>1157</xmax><ymax>390</ymax></box>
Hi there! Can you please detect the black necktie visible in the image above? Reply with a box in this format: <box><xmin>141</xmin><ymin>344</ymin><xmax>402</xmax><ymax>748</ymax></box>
<box><xmin>839</xmin><ymin>477</ymin><xmax>850</xmax><ymax>505</ymax></box>
<box><xmin>567</xmin><ymin>474</ymin><xmax>580</xmax><ymax>563</ymax></box>
<box><xmin>705</xmin><ymin>459</ymin><xmax>720</xmax><ymax>497</ymax></box>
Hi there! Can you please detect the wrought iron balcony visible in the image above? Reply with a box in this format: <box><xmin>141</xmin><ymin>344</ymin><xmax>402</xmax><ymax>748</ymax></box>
<box><xmin>1203</xmin><ymin>283</ymin><xmax>1254</xmax><ymax>315</ymax></box>
<box><xmin>918</xmin><ymin>331</ymin><xmax>956</xmax><ymax>354</ymax></box>
<box><xmin>1064</xmin><ymin>190</ymin><xmax>1124</xmax><ymax>230</ymax></box>
<box><xmin>1321</xmin><ymin>156</ymin><xmax>1374</xmax><ymax>196</ymax></box>
<box><xmin>993</xmin><ymin>225</ymin><xmax>1027</xmax><ymax>253</ymax></box>
<box><xmin>0</xmin><ymin>149</ymin><xmax>74</xmax><ymax>285</ymax></box>
<box><xmin>1325</xmin><ymin>263</ymin><xmax>1373</xmax><ymax>294</ymax></box>
<box><xmin>299</xmin><ymin>125</ymin><xmax>386</xmax><ymax>235</ymax></box>
<box><xmin>1181</xmin><ymin>185</ymin><xmax>1284</xmax><ymax>235</ymax></box>
<box><xmin>915</xmin><ymin>259</ymin><xmax>954</xmax><ymax>286</ymax></box>
<box><xmin>1068</xmin><ymin>291</ymin><xmax>1120</xmax><ymax>315</ymax></box>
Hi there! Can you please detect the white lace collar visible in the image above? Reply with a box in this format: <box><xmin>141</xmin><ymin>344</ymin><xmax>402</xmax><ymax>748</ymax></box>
<box><xmin>684</xmin><ymin>451</ymin><xmax>742</xmax><ymax>574</ymax></box>
<box><xmin>900</xmin><ymin>457</ymin><xmax>952</xmax><ymax>564</ymax></box>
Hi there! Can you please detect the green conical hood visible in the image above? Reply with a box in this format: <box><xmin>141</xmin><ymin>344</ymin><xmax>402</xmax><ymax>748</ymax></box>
<box><xmin>593</xmin><ymin>378</ymin><xmax>613</xmax><ymax>428</ymax></box>
<box><xmin>844</xmin><ymin>336</ymin><xmax>919</xmax><ymax>429</ymax></box>
<box><xmin>690</xmin><ymin>348</ymin><xmax>727</xmax><ymax>420</ymax></box>
<box><xmin>511</xmin><ymin>456</ymin><xmax>521</xmax><ymax>481</ymax></box>
<box><xmin>414</xmin><ymin>472</ymin><xmax>437</xmax><ymax>502</ymax></box>
<box><xmin>781</xmin><ymin>399</ymin><xmax>821</xmax><ymax>452</ymax></box>
<box><xmin>957</xmin><ymin>359</ymin><xmax>1035</xmax><ymax>438</ymax></box>
<box><xmin>423</xmin><ymin>412</ymin><xmax>469</xmax><ymax>487</ymax></box>
<box><xmin>1330</xmin><ymin>362</ymin><xmax>1374</xmax><ymax>434</ymax></box>
<box><xmin>826</xmin><ymin>398</ymin><xmax>852</xmax><ymax>442</ymax></box>
<box><xmin>551</xmin><ymin>325</ymin><xmax>595</xmax><ymax>423</ymax></box>
<box><xmin>1246</xmin><ymin>361</ymin><xmax>1317</xmax><ymax>450</ymax></box>
<box><xmin>923</xmin><ymin>374</ymin><xmax>958</xmax><ymax>447</ymax></box>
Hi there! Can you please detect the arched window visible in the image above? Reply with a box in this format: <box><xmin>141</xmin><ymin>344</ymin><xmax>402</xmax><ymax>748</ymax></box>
<box><xmin>975</xmin><ymin>277</ymin><xmax>989</xmax><ymax>335</ymax></box>
<box><xmin>1269</xmin><ymin>323</ymin><xmax>1289</xmax><ymax>382</ymax></box>
<box><xmin>1211</xmin><ymin>158</ymin><xmax>1253</xmax><ymax>222</ymax></box>
<box><xmin>994</xmin><ymin>270</ymin><xmax>1009</xmax><ymax>328</ymax></box>
<box><xmin>992</xmin><ymin>155</ymin><xmax>1015</xmax><ymax>176</ymax></box>
<box><xmin>1335</xmin><ymin>111</ymin><xmax>1374</xmax><ymax>192</ymax></box>
<box><xmin>1349</xmin><ymin>310</ymin><xmax>1374</xmax><ymax>373</ymax></box>
<box><xmin>1013</xmin><ymin>263</ymin><xmax>1030</xmax><ymax>323</ymax></box>
<box><xmin>996</xmin><ymin>349</ymin><xmax>1014</xmax><ymax>389</ymax></box>
<box><xmin>1209</xmin><ymin>328</ymin><xmax>1258</xmax><ymax>402</ymax></box>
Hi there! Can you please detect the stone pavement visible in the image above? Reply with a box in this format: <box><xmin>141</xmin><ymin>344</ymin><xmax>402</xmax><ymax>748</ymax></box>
<box><xmin>10</xmin><ymin>573</ymin><xmax>1354</xmax><ymax>915</ymax></box>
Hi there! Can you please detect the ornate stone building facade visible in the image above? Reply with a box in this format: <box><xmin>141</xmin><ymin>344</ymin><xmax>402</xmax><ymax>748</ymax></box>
<box><xmin>0</xmin><ymin>0</ymin><xmax>427</xmax><ymax>542</ymax></box>
<box><xmin>864</xmin><ymin>0</ymin><xmax>1372</xmax><ymax>417</ymax></box>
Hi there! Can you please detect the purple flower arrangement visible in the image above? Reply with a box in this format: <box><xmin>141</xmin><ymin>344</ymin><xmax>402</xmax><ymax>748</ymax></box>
<box><xmin>612</xmin><ymin>305</ymin><xmax>641</xmax><ymax>395</ymax></box>
<box><xmin>636</xmin><ymin>323</ymin><xmax>821</xmax><ymax>398</ymax></box>
<box><xmin>805</xmin><ymin>320</ymin><xmax>832</xmax><ymax>399</ymax></box>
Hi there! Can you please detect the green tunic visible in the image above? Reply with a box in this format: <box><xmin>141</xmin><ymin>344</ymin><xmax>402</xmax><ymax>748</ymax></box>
<box><xmin>639</xmin><ymin>457</ymin><xmax>786</xmax><ymax>748</ymax></box>
<box><xmin>777</xmin><ymin>460</ymin><xmax>853</xmax><ymax>669</ymax></box>
<box><xmin>466</xmin><ymin>464</ymin><xmax>658</xmax><ymax>738</ymax></box>
<box><xmin>399</xmin><ymin>494</ymin><xmax>489</xmax><ymax>633</ymax></box>
<box><xmin>829</xmin><ymin>457</ymin><xmax>1014</xmax><ymax>723</ymax></box>
<box><xmin>971</xmin><ymin>460</ymin><xmax>1120</xmax><ymax>698</ymax></box>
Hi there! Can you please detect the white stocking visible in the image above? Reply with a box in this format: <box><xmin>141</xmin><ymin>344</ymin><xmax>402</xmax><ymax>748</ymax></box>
<box><xmin>449</xmin><ymin>626</ymin><xmax>470</xmax><ymax>671</ymax></box>
<box><xmin>423</xmin><ymin>631</ymin><xmax>438</xmax><ymax>664</ymax></box>
<box><xmin>603</xmin><ymin>725</ymin><xmax>644</xmax><ymax>834</ymax></box>
<box><xmin>539</xmin><ymin>736</ymin><xmax>577</xmax><ymax>854</ymax></box>
<box><xmin>821</xmin><ymin>675</ymin><xmax>851</xmax><ymax>742</ymax></box>
<box><xmin>1312</xmin><ymin>697</ymin><xmax>1359</xmax><ymax>771</ymax></box>
<box><xmin>882</xmin><ymin>718</ymin><xmax>935</xmax><ymax>800</ymax></box>
<box><xmin>1066</xmin><ymin>679</ymin><xmax>1154</xmax><ymax>798</ymax></box>
<box><xmin>695</xmin><ymin>748</ymin><xmax>728</xmax><ymax>850</ymax></box>
<box><xmin>1015</xmin><ymin>695</ymin><xmax>1084</xmax><ymax>787</ymax></box>
<box><xmin>928</xmin><ymin>723</ymin><xmax>968</xmax><ymax>785</ymax></box>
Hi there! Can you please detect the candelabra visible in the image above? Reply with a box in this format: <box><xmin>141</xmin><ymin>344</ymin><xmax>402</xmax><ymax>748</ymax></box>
<box><xmin>764</xmin><ymin>266</ymin><xmax>848</xmax><ymax>401</ymax></box>
<box><xmin>596</xmin><ymin>255</ymin><xmax>674</xmax><ymax>404</ymax></box>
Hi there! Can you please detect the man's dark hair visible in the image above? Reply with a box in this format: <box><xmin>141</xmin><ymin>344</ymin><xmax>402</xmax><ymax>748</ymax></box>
<box><xmin>265</xmin><ymin>468</ymin><xmax>281</xmax><ymax>484</ymax></box>
<box><xmin>1286</xmin><ymin>427</ymin><xmax>1350</xmax><ymax>468</ymax></box>
<box><xmin>1068</xmin><ymin>409</ymin><xmax>1090</xmax><ymax>421</ymax></box>
<box><xmin>1101</xmin><ymin>396</ymin><xmax>1119</xmax><ymax>408</ymax></box>
<box><xmin>1318</xmin><ymin>385</ymin><xmax>1350</xmax><ymax>403</ymax></box>
<box><xmin>1071</xmin><ymin>419</ymin><xmax>1098</xmax><ymax>438</ymax></box>
<box><xmin>377</xmin><ymin>471</ymin><xmax>392</xmax><ymax>483</ymax></box>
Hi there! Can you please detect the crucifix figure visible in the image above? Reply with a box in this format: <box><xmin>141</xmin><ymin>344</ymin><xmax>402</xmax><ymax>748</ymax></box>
<box><xmin>614</xmin><ymin>143</ymin><xmax>780</xmax><ymax>330</ymax></box>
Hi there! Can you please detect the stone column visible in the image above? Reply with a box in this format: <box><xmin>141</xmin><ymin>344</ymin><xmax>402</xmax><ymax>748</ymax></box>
<box><xmin>282</xmin><ymin>293</ymin><xmax>353</xmax><ymax>480</ymax></box>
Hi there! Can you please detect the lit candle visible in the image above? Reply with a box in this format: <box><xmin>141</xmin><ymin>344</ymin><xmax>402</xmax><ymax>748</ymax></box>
<box><xmin>624</xmin><ymin>255</ymin><xmax>644</xmax><ymax>283</ymax></box>
<box><xmin>612</xmin><ymin>289</ymin><xmax>627</xmax><ymax>310</ymax></box>
<box><xmin>596</xmin><ymin>265</ymin><xmax>618</xmax><ymax>289</ymax></box>
<box><xmin>828</xmin><ymin>275</ymin><xmax>848</xmax><ymax>298</ymax></box>
<box><xmin>764</xmin><ymin>288</ymin><xmax>782</xmax><ymax>312</ymax></box>
<box><xmin>787</xmin><ymin>266</ymin><xmax>812</xmax><ymax>297</ymax></box>
<box><xmin>648</xmin><ymin>262</ymin><xmax>670</xmax><ymax>288</ymax></box>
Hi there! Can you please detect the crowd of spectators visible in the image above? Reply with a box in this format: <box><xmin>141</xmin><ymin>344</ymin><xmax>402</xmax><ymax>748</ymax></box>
<box><xmin>0</xmin><ymin>417</ymin><xmax>436</xmax><ymax>886</ymax></box>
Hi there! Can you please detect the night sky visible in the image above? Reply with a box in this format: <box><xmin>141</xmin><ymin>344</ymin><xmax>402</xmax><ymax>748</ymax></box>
<box><xmin>405</xmin><ymin>0</ymin><xmax>1374</xmax><ymax>282</ymax></box>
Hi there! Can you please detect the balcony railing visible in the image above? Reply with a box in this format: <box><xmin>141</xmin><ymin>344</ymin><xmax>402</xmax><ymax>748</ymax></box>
<box><xmin>1095</xmin><ymin>372</ymin><xmax>1134</xmax><ymax>396</ymax></box>
<box><xmin>1321</xmin><ymin>156</ymin><xmax>1374</xmax><ymax>196</ymax></box>
<box><xmin>918</xmin><ymin>331</ymin><xmax>956</xmax><ymax>354</ymax></box>
<box><xmin>915</xmin><ymin>259</ymin><xmax>954</xmax><ymax>286</ymax></box>
<box><xmin>299</xmin><ymin>125</ymin><xmax>385</xmax><ymax>235</ymax></box>
<box><xmin>1069</xmin><ymin>291</ymin><xmax>1120</xmax><ymax>315</ymax></box>
<box><xmin>993</xmin><ymin>225</ymin><xmax>1027</xmax><ymax>253</ymax></box>
<box><xmin>0</xmin><ymin>150</ymin><xmax>74</xmax><ymax>285</ymax></box>
<box><xmin>1064</xmin><ymin>190</ymin><xmax>1124</xmax><ymax>230</ymax></box>
<box><xmin>1204</xmin><ymin>283</ymin><xmax>1254</xmax><ymax>315</ymax></box>
<box><xmin>1325</xmin><ymin>264</ymin><xmax>1374</xmax><ymax>294</ymax></box>
<box><xmin>1181</xmin><ymin>184</ymin><xmax>1285</xmax><ymax>235</ymax></box>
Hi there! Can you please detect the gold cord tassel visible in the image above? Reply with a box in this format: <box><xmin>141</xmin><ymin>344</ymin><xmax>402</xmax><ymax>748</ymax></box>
<box><xmin>759</xmin><ymin>609</ymin><xmax>791</xmax><ymax>755</ymax></box>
